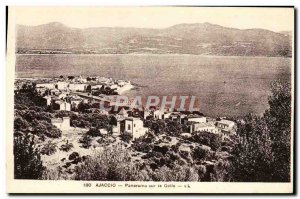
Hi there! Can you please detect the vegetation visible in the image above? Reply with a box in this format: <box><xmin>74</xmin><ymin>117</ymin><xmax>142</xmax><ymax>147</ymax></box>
<box><xmin>14</xmin><ymin>80</ymin><xmax>292</xmax><ymax>182</ymax></box>
<box><xmin>14</xmin><ymin>134</ymin><xmax>45</xmax><ymax>179</ymax></box>
<box><xmin>59</xmin><ymin>140</ymin><xmax>74</xmax><ymax>152</ymax></box>
<box><xmin>231</xmin><ymin>80</ymin><xmax>291</xmax><ymax>182</ymax></box>
<box><xmin>40</xmin><ymin>141</ymin><xmax>57</xmax><ymax>155</ymax></box>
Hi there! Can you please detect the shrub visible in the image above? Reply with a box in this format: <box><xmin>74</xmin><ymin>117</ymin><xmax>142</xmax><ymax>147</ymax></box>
<box><xmin>73</xmin><ymin>145</ymin><xmax>140</xmax><ymax>181</ymax></box>
<box><xmin>41</xmin><ymin>141</ymin><xmax>57</xmax><ymax>155</ymax></box>
<box><xmin>120</xmin><ymin>132</ymin><xmax>132</xmax><ymax>143</ymax></box>
<box><xmin>86</xmin><ymin>128</ymin><xmax>101</xmax><ymax>137</ymax></box>
<box><xmin>59</xmin><ymin>140</ymin><xmax>74</xmax><ymax>152</ymax></box>
<box><xmin>79</xmin><ymin>134</ymin><xmax>92</xmax><ymax>149</ymax></box>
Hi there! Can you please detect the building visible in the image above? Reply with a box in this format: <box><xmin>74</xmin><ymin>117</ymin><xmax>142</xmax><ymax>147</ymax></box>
<box><xmin>143</xmin><ymin>109</ymin><xmax>152</xmax><ymax>119</ymax></box>
<box><xmin>120</xmin><ymin>117</ymin><xmax>148</xmax><ymax>139</ymax></box>
<box><xmin>56</xmin><ymin>81</ymin><xmax>68</xmax><ymax>90</ymax></box>
<box><xmin>153</xmin><ymin>109</ymin><xmax>164</xmax><ymax>120</ymax></box>
<box><xmin>43</xmin><ymin>96</ymin><xmax>52</xmax><ymax>106</ymax></box>
<box><xmin>69</xmin><ymin>83</ymin><xmax>87</xmax><ymax>92</ymax></box>
<box><xmin>36</xmin><ymin>83</ymin><xmax>56</xmax><ymax>89</ymax></box>
<box><xmin>51</xmin><ymin>117</ymin><xmax>70</xmax><ymax>130</ymax></box>
<box><xmin>190</xmin><ymin>122</ymin><xmax>220</xmax><ymax>134</ymax></box>
<box><xmin>53</xmin><ymin>100</ymin><xmax>71</xmax><ymax>111</ymax></box>
<box><xmin>217</xmin><ymin>119</ymin><xmax>236</xmax><ymax>135</ymax></box>
<box><xmin>183</xmin><ymin>115</ymin><xmax>206</xmax><ymax>125</ymax></box>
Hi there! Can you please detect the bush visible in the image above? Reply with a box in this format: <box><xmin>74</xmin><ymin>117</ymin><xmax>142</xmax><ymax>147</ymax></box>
<box><xmin>86</xmin><ymin>128</ymin><xmax>101</xmax><ymax>137</ymax></box>
<box><xmin>152</xmin><ymin>165</ymin><xmax>199</xmax><ymax>181</ymax></box>
<box><xmin>79</xmin><ymin>134</ymin><xmax>92</xmax><ymax>149</ymax></box>
<box><xmin>192</xmin><ymin>146</ymin><xmax>211</xmax><ymax>161</ymax></box>
<box><xmin>120</xmin><ymin>132</ymin><xmax>132</xmax><ymax>143</ymax></box>
<box><xmin>59</xmin><ymin>140</ymin><xmax>74</xmax><ymax>152</ymax></box>
<box><xmin>73</xmin><ymin>145</ymin><xmax>139</xmax><ymax>181</ymax></box>
<box><xmin>41</xmin><ymin>141</ymin><xmax>57</xmax><ymax>155</ymax></box>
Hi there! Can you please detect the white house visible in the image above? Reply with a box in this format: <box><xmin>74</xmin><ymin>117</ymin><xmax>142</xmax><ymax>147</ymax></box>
<box><xmin>57</xmin><ymin>82</ymin><xmax>68</xmax><ymax>90</ymax></box>
<box><xmin>51</xmin><ymin>117</ymin><xmax>70</xmax><ymax>130</ymax></box>
<box><xmin>69</xmin><ymin>83</ymin><xmax>87</xmax><ymax>92</ymax></box>
<box><xmin>217</xmin><ymin>119</ymin><xmax>236</xmax><ymax>134</ymax></box>
<box><xmin>143</xmin><ymin>109</ymin><xmax>152</xmax><ymax>119</ymax></box>
<box><xmin>36</xmin><ymin>83</ymin><xmax>55</xmax><ymax>89</ymax></box>
<box><xmin>121</xmin><ymin>117</ymin><xmax>148</xmax><ymax>139</ymax></box>
<box><xmin>184</xmin><ymin>115</ymin><xmax>206</xmax><ymax>124</ymax></box>
<box><xmin>217</xmin><ymin>119</ymin><xmax>235</xmax><ymax>129</ymax></box>
<box><xmin>190</xmin><ymin>122</ymin><xmax>220</xmax><ymax>134</ymax></box>
<box><xmin>54</xmin><ymin>100</ymin><xmax>71</xmax><ymax>111</ymax></box>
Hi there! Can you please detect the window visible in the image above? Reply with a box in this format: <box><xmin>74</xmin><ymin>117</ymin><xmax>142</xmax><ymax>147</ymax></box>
<box><xmin>128</xmin><ymin>124</ymin><xmax>131</xmax><ymax>130</ymax></box>
<box><xmin>134</xmin><ymin>124</ymin><xmax>136</xmax><ymax>127</ymax></box>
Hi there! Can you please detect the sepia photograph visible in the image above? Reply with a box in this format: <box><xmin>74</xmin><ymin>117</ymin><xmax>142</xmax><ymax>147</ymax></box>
<box><xmin>6</xmin><ymin>6</ymin><xmax>294</xmax><ymax>193</ymax></box>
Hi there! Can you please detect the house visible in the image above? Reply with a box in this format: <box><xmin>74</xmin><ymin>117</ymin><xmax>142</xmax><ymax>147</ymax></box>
<box><xmin>53</xmin><ymin>100</ymin><xmax>71</xmax><ymax>111</ymax></box>
<box><xmin>56</xmin><ymin>81</ymin><xmax>68</xmax><ymax>90</ymax></box>
<box><xmin>43</xmin><ymin>96</ymin><xmax>52</xmax><ymax>106</ymax></box>
<box><xmin>153</xmin><ymin>109</ymin><xmax>164</xmax><ymax>120</ymax></box>
<box><xmin>170</xmin><ymin>113</ymin><xmax>186</xmax><ymax>124</ymax></box>
<box><xmin>57</xmin><ymin>92</ymin><xmax>69</xmax><ymax>99</ymax></box>
<box><xmin>36</xmin><ymin>83</ymin><xmax>55</xmax><ymax>89</ymax></box>
<box><xmin>120</xmin><ymin>117</ymin><xmax>148</xmax><ymax>139</ymax></box>
<box><xmin>51</xmin><ymin>117</ymin><xmax>70</xmax><ymax>130</ymax></box>
<box><xmin>190</xmin><ymin>122</ymin><xmax>220</xmax><ymax>134</ymax></box>
<box><xmin>183</xmin><ymin>115</ymin><xmax>206</xmax><ymax>125</ymax></box>
<box><xmin>69</xmin><ymin>83</ymin><xmax>87</xmax><ymax>92</ymax></box>
<box><xmin>49</xmin><ymin>88</ymin><xmax>60</xmax><ymax>96</ymax></box>
<box><xmin>143</xmin><ymin>109</ymin><xmax>152</xmax><ymax>119</ymax></box>
<box><xmin>70</xmin><ymin>98</ymin><xmax>82</xmax><ymax>109</ymax></box>
<box><xmin>100</xmin><ymin>128</ymin><xmax>109</xmax><ymax>137</ymax></box>
<box><xmin>217</xmin><ymin>119</ymin><xmax>236</xmax><ymax>135</ymax></box>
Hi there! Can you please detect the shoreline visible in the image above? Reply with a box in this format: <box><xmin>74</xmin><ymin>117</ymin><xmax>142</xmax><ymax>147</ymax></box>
<box><xmin>15</xmin><ymin>53</ymin><xmax>292</xmax><ymax>59</ymax></box>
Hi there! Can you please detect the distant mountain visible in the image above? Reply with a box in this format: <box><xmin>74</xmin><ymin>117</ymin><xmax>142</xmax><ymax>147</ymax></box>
<box><xmin>16</xmin><ymin>22</ymin><xmax>292</xmax><ymax>57</ymax></box>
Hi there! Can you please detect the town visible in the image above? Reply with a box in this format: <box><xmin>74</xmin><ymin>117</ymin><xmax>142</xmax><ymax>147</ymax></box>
<box><xmin>14</xmin><ymin>75</ymin><xmax>237</xmax><ymax>181</ymax></box>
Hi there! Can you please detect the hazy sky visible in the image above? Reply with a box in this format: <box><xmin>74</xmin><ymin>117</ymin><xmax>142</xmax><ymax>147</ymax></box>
<box><xmin>11</xmin><ymin>7</ymin><xmax>294</xmax><ymax>32</ymax></box>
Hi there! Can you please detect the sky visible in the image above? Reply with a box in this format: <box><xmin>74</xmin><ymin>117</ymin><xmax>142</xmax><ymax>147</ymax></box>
<box><xmin>11</xmin><ymin>7</ymin><xmax>294</xmax><ymax>32</ymax></box>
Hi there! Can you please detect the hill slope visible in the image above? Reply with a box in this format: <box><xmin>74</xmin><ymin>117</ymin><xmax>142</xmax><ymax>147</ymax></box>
<box><xmin>16</xmin><ymin>22</ymin><xmax>292</xmax><ymax>57</ymax></box>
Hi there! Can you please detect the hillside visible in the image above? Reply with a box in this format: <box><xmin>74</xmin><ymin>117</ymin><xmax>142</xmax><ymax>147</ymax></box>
<box><xmin>16</xmin><ymin>22</ymin><xmax>292</xmax><ymax>57</ymax></box>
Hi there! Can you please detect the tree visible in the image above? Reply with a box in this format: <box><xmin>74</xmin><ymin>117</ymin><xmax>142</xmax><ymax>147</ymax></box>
<box><xmin>229</xmin><ymin>80</ymin><xmax>292</xmax><ymax>182</ymax></box>
<box><xmin>264</xmin><ymin>80</ymin><xmax>291</xmax><ymax>182</ymax></box>
<box><xmin>14</xmin><ymin>134</ymin><xmax>45</xmax><ymax>179</ymax></box>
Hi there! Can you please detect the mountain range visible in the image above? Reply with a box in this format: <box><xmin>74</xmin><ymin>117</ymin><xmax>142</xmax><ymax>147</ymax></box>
<box><xmin>16</xmin><ymin>22</ymin><xmax>292</xmax><ymax>57</ymax></box>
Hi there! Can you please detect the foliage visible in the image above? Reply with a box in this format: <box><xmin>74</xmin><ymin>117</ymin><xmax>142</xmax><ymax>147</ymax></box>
<box><xmin>73</xmin><ymin>145</ymin><xmax>140</xmax><ymax>181</ymax></box>
<box><xmin>79</xmin><ymin>134</ymin><xmax>92</xmax><ymax>149</ymax></box>
<box><xmin>14</xmin><ymin>134</ymin><xmax>45</xmax><ymax>179</ymax></box>
<box><xmin>190</xmin><ymin>131</ymin><xmax>222</xmax><ymax>150</ymax></box>
<box><xmin>59</xmin><ymin>140</ymin><xmax>74</xmax><ymax>152</ymax></box>
<box><xmin>86</xmin><ymin>127</ymin><xmax>101</xmax><ymax>137</ymax></box>
<box><xmin>41</xmin><ymin>141</ymin><xmax>57</xmax><ymax>155</ymax></box>
<box><xmin>264</xmin><ymin>80</ymin><xmax>291</xmax><ymax>182</ymax></box>
<box><xmin>120</xmin><ymin>132</ymin><xmax>132</xmax><ymax>143</ymax></box>
<box><xmin>152</xmin><ymin>165</ymin><xmax>199</xmax><ymax>181</ymax></box>
<box><xmin>231</xmin><ymin>80</ymin><xmax>291</xmax><ymax>182</ymax></box>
